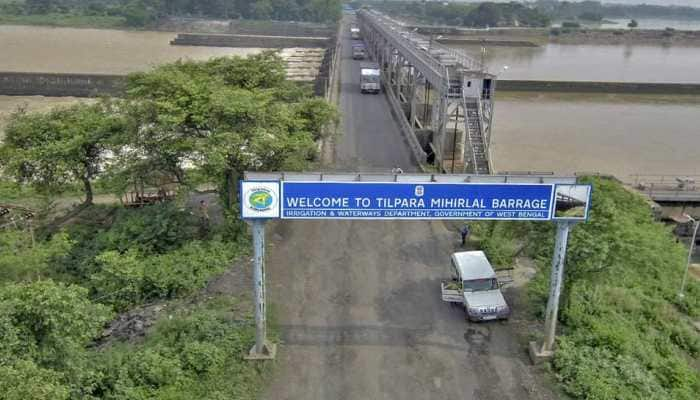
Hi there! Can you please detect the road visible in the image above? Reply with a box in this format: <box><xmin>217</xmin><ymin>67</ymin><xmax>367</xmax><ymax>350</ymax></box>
<box><xmin>333</xmin><ymin>22</ymin><xmax>415</xmax><ymax>172</ymax></box>
<box><xmin>262</xmin><ymin>21</ymin><xmax>558</xmax><ymax>400</ymax></box>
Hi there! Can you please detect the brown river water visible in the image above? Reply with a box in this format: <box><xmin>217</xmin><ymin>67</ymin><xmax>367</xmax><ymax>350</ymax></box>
<box><xmin>492</xmin><ymin>93</ymin><xmax>700</xmax><ymax>178</ymax></box>
<box><xmin>0</xmin><ymin>25</ymin><xmax>698</xmax><ymax>178</ymax></box>
<box><xmin>0</xmin><ymin>25</ymin><xmax>259</xmax><ymax>74</ymax></box>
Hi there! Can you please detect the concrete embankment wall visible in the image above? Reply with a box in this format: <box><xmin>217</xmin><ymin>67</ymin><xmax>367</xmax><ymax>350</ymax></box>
<box><xmin>170</xmin><ymin>33</ymin><xmax>329</xmax><ymax>48</ymax></box>
<box><xmin>413</xmin><ymin>26</ymin><xmax>700</xmax><ymax>46</ymax></box>
<box><xmin>499</xmin><ymin>80</ymin><xmax>700</xmax><ymax>95</ymax></box>
<box><xmin>0</xmin><ymin>72</ymin><xmax>124</xmax><ymax>97</ymax></box>
<box><xmin>437</xmin><ymin>38</ymin><xmax>538</xmax><ymax>47</ymax></box>
<box><xmin>4</xmin><ymin>73</ymin><xmax>700</xmax><ymax>97</ymax></box>
<box><xmin>158</xmin><ymin>17</ymin><xmax>334</xmax><ymax>37</ymax></box>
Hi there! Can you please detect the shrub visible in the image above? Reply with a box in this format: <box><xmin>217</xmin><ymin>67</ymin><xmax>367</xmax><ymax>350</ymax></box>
<box><xmin>0</xmin><ymin>230</ymin><xmax>72</xmax><ymax>283</ymax></box>
<box><xmin>91</xmin><ymin>241</ymin><xmax>235</xmax><ymax>310</ymax></box>
<box><xmin>181</xmin><ymin>341</ymin><xmax>226</xmax><ymax>374</ymax></box>
<box><xmin>56</xmin><ymin>203</ymin><xmax>199</xmax><ymax>281</ymax></box>
<box><xmin>93</xmin><ymin>300</ymin><xmax>267</xmax><ymax>399</ymax></box>
<box><xmin>523</xmin><ymin>177</ymin><xmax>700</xmax><ymax>399</ymax></box>
<box><xmin>0</xmin><ymin>360</ymin><xmax>70</xmax><ymax>400</ymax></box>
<box><xmin>561</xmin><ymin>21</ymin><xmax>581</xmax><ymax>28</ymax></box>
<box><xmin>0</xmin><ymin>280</ymin><xmax>113</xmax><ymax>367</ymax></box>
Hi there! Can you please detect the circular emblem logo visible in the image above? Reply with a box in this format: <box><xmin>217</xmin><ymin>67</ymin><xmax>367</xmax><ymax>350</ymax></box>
<box><xmin>248</xmin><ymin>189</ymin><xmax>274</xmax><ymax>212</ymax></box>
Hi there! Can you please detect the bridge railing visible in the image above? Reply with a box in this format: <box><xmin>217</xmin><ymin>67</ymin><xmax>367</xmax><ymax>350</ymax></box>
<box><xmin>628</xmin><ymin>174</ymin><xmax>700</xmax><ymax>190</ymax></box>
<box><xmin>366</xmin><ymin>10</ymin><xmax>481</xmax><ymax>72</ymax></box>
<box><xmin>359</xmin><ymin>10</ymin><xmax>447</xmax><ymax>90</ymax></box>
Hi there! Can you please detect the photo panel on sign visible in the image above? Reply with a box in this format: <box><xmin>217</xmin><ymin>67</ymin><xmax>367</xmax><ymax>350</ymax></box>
<box><xmin>552</xmin><ymin>184</ymin><xmax>592</xmax><ymax>221</ymax></box>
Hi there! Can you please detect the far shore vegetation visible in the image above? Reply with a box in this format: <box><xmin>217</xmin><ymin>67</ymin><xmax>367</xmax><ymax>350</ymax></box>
<box><xmin>0</xmin><ymin>0</ymin><xmax>342</xmax><ymax>29</ymax></box>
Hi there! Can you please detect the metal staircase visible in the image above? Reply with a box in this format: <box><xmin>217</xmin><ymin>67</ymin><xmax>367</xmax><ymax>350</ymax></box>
<box><xmin>463</xmin><ymin>96</ymin><xmax>491</xmax><ymax>175</ymax></box>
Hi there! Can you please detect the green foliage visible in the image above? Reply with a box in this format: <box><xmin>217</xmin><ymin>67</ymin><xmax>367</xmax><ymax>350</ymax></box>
<box><xmin>371</xmin><ymin>1</ymin><xmax>550</xmax><ymax>28</ymax></box>
<box><xmin>0</xmin><ymin>101</ymin><xmax>125</xmax><ymax>204</ymax></box>
<box><xmin>93</xmin><ymin>299</ymin><xmax>269</xmax><ymax>399</ymax></box>
<box><xmin>122</xmin><ymin>53</ymin><xmax>335</xmax><ymax>209</ymax></box>
<box><xmin>1</xmin><ymin>0</ymin><xmax>341</xmax><ymax>27</ymax></box>
<box><xmin>473</xmin><ymin>177</ymin><xmax>700</xmax><ymax>398</ymax></box>
<box><xmin>578</xmin><ymin>12</ymin><xmax>602</xmax><ymax>22</ymax></box>
<box><xmin>562</xmin><ymin>21</ymin><xmax>581</xmax><ymax>29</ymax></box>
<box><xmin>91</xmin><ymin>240</ymin><xmax>236</xmax><ymax>310</ymax></box>
<box><xmin>0</xmin><ymin>280</ymin><xmax>113</xmax><ymax>395</ymax></box>
<box><xmin>471</xmin><ymin>220</ymin><xmax>529</xmax><ymax>269</ymax></box>
<box><xmin>0</xmin><ymin>230</ymin><xmax>72</xmax><ymax>282</ymax></box>
<box><xmin>0</xmin><ymin>360</ymin><xmax>70</xmax><ymax>400</ymax></box>
<box><xmin>628</xmin><ymin>19</ymin><xmax>638</xmax><ymax>28</ymax></box>
<box><xmin>98</xmin><ymin>203</ymin><xmax>198</xmax><ymax>254</ymax></box>
<box><xmin>542</xmin><ymin>0</ymin><xmax>700</xmax><ymax>21</ymax></box>
<box><xmin>56</xmin><ymin>203</ymin><xmax>199</xmax><ymax>281</ymax></box>
<box><xmin>517</xmin><ymin>177</ymin><xmax>700</xmax><ymax>399</ymax></box>
<box><xmin>470</xmin><ymin>221</ymin><xmax>520</xmax><ymax>269</ymax></box>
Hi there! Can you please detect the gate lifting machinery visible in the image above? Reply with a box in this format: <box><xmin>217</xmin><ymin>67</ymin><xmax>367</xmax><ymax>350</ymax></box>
<box><xmin>357</xmin><ymin>10</ymin><xmax>496</xmax><ymax>174</ymax></box>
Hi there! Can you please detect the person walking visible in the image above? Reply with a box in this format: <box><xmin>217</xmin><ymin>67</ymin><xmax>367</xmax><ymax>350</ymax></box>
<box><xmin>459</xmin><ymin>223</ymin><xmax>471</xmax><ymax>247</ymax></box>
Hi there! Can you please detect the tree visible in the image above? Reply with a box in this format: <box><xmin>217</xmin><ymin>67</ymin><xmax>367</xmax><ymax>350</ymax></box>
<box><xmin>0</xmin><ymin>101</ymin><xmax>125</xmax><ymax>205</ymax></box>
<box><xmin>121</xmin><ymin>53</ymin><xmax>336</xmax><ymax>210</ymax></box>
<box><xmin>578</xmin><ymin>11</ymin><xmax>602</xmax><ymax>21</ymax></box>
<box><xmin>628</xmin><ymin>19</ymin><xmax>638</xmax><ymax>28</ymax></box>
<box><xmin>24</xmin><ymin>0</ymin><xmax>53</xmax><ymax>14</ymax></box>
<box><xmin>465</xmin><ymin>3</ymin><xmax>503</xmax><ymax>28</ymax></box>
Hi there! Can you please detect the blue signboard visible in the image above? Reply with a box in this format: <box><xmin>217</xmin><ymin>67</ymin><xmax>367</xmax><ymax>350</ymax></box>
<box><xmin>281</xmin><ymin>182</ymin><xmax>555</xmax><ymax>220</ymax></box>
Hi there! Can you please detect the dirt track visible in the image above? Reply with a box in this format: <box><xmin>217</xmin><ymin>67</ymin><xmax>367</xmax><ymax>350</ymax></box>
<box><xmin>261</xmin><ymin>17</ymin><xmax>560</xmax><ymax>400</ymax></box>
<box><xmin>263</xmin><ymin>219</ymin><xmax>558</xmax><ymax>400</ymax></box>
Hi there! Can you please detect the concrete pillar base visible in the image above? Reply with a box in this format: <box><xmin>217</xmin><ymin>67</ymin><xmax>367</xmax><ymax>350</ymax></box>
<box><xmin>244</xmin><ymin>341</ymin><xmax>277</xmax><ymax>361</ymax></box>
<box><xmin>528</xmin><ymin>341</ymin><xmax>553</xmax><ymax>364</ymax></box>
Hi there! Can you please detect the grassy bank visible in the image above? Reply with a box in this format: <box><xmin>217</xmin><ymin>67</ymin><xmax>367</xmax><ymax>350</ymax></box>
<box><xmin>473</xmin><ymin>176</ymin><xmax>700</xmax><ymax>399</ymax></box>
<box><xmin>0</xmin><ymin>13</ymin><xmax>126</xmax><ymax>29</ymax></box>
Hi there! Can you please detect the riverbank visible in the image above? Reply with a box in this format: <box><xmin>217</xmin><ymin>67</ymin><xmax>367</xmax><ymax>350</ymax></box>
<box><xmin>0</xmin><ymin>15</ymin><xmax>334</xmax><ymax>37</ymax></box>
<box><xmin>421</xmin><ymin>26</ymin><xmax>700</xmax><ymax>47</ymax></box>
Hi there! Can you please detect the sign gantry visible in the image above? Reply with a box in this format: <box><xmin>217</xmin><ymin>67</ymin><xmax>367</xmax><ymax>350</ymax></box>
<box><xmin>241</xmin><ymin>173</ymin><xmax>592</xmax><ymax>363</ymax></box>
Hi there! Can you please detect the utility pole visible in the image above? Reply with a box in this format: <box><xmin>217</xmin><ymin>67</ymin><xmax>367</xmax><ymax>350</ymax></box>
<box><xmin>529</xmin><ymin>220</ymin><xmax>575</xmax><ymax>363</ymax></box>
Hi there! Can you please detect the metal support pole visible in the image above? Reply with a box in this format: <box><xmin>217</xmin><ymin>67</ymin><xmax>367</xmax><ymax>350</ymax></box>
<box><xmin>679</xmin><ymin>218</ymin><xmax>699</xmax><ymax>299</ymax></box>
<box><xmin>253</xmin><ymin>219</ymin><xmax>266</xmax><ymax>353</ymax></box>
<box><xmin>245</xmin><ymin>219</ymin><xmax>276</xmax><ymax>360</ymax></box>
<box><xmin>409</xmin><ymin>68</ymin><xmax>416</xmax><ymax>128</ymax></box>
<box><xmin>451</xmin><ymin>106</ymin><xmax>459</xmax><ymax>174</ymax></box>
<box><xmin>541</xmin><ymin>221</ymin><xmax>572</xmax><ymax>353</ymax></box>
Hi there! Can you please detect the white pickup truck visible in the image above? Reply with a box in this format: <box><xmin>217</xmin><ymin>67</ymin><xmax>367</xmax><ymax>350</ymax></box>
<box><xmin>441</xmin><ymin>251</ymin><xmax>511</xmax><ymax>322</ymax></box>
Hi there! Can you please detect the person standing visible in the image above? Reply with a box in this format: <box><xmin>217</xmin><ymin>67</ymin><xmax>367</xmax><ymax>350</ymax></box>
<box><xmin>198</xmin><ymin>199</ymin><xmax>210</xmax><ymax>237</ymax></box>
<box><xmin>459</xmin><ymin>224</ymin><xmax>470</xmax><ymax>246</ymax></box>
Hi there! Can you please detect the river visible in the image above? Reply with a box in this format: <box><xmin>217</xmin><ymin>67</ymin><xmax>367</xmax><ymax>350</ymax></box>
<box><xmin>0</xmin><ymin>25</ymin><xmax>260</xmax><ymax>74</ymax></box>
<box><xmin>0</xmin><ymin>25</ymin><xmax>261</xmax><ymax>139</ymax></box>
<box><xmin>492</xmin><ymin>92</ymin><xmax>700</xmax><ymax>178</ymax></box>
<box><xmin>1</xmin><ymin>25</ymin><xmax>698</xmax><ymax>179</ymax></box>
<box><xmin>456</xmin><ymin>43</ymin><xmax>700</xmax><ymax>83</ymax></box>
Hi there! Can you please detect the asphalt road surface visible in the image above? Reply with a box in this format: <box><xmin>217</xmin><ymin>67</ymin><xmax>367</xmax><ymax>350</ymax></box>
<box><xmin>262</xmin><ymin>20</ymin><xmax>558</xmax><ymax>400</ymax></box>
<box><xmin>333</xmin><ymin>22</ymin><xmax>415</xmax><ymax>172</ymax></box>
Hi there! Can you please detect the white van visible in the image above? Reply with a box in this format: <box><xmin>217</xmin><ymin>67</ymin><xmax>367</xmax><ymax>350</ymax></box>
<box><xmin>441</xmin><ymin>251</ymin><xmax>510</xmax><ymax>321</ymax></box>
